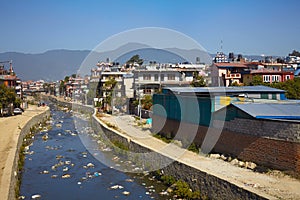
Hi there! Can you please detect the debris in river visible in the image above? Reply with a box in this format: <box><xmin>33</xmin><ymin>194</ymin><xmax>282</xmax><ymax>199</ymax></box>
<box><xmin>56</xmin><ymin>155</ymin><xmax>64</xmax><ymax>160</ymax></box>
<box><xmin>110</xmin><ymin>185</ymin><xmax>124</xmax><ymax>189</ymax></box>
<box><xmin>122</xmin><ymin>191</ymin><xmax>130</xmax><ymax>196</ymax></box>
<box><xmin>18</xmin><ymin>195</ymin><xmax>25</xmax><ymax>199</ymax></box>
<box><xmin>40</xmin><ymin>170</ymin><xmax>49</xmax><ymax>174</ymax></box>
<box><xmin>94</xmin><ymin>171</ymin><xmax>102</xmax><ymax>177</ymax></box>
<box><xmin>62</xmin><ymin>167</ymin><xmax>69</xmax><ymax>172</ymax></box>
<box><xmin>31</xmin><ymin>194</ymin><xmax>41</xmax><ymax>199</ymax></box>
<box><xmin>42</xmin><ymin>133</ymin><xmax>49</xmax><ymax>141</ymax></box>
<box><xmin>62</xmin><ymin>174</ymin><xmax>71</xmax><ymax>179</ymax></box>
<box><xmin>86</xmin><ymin>162</ymin><xmax>95</xmax><ymax>168</ymax></box>
<box><xmin>65</xmin><ymin>160</ymin><xmax>71</xmax><ymax>165</ymax></box>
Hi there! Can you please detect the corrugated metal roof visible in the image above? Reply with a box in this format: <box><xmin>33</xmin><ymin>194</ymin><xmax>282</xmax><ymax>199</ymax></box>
<box><xmin>164</xmin><ymin>86</ymin><xmax>285</xmax><ymax>94</ymax></box>
<box><xmin>232</xmin><ymin>103</ymin><xmax>300</xmax><ymax>119</ymax></box>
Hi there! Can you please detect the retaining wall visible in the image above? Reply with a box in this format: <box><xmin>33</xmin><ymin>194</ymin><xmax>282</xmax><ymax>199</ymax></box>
<box><xmin>8</xmin><ymin>108</ymin><xmax>50</xmax><ymax>200</ymax></box>
<box><xmin>91</xmin><ymin>115</ymin><xmax>268</xmax><ymax>200</ymax></box>
<box><xmin>153</xmin><ymin>115</ymin><xmax>300</xmax><ymax>174</ymax></box>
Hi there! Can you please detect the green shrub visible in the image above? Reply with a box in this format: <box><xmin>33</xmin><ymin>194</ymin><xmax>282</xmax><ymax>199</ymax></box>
<box><xmin>188</xmin><ymin>143</ymin><xmax>199</xmax><ymax>154</ymax></box>
<box><xmin>161</xmin><ymin>175</ymin><xmax>176</xmax><ymax>186</ymax></box>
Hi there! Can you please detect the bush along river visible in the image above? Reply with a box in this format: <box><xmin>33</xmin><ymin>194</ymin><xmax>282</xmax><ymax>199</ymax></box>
<box><xmin>18</xmin><ymin>102</ymin><xmax>170</xmax><ymax>200</ymax></box>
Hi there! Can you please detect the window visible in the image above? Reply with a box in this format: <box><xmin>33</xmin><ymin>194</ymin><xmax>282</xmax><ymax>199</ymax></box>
<box><xmin>286</xmin><ymin>75</ymin><xmax>290</xmax><ymax>80</ymax></box>
<box><xmin>160</xmin><ymin>74</ymin><xmax>164</xmax><ymax>81</ymax></box>
<box><xmin>272</xmin><ymin>75</ymin><xmax>279</xmax><ymax>82</ymax></box>
<box><xmin>168</xmin><ymin>74</ymin><xmax>175</xmax><ymax>80</ymax></box>
<box><xmin>143</xmin><ymin>89</ymin><xmax>151</xmax><ymax>94</ymax></box>
<box><xmin>143</xmin><ymin>74</ymin><xmax>151</xmax><ymax>80</ymax></box>
<box><xmin>154</xmin><ymin>74</ymin><xmax>158</xmax><ymax>81</ymax></box>
<box><xmin>263</xmin><ymin>75</ymin><xmax>270</xmax><ymax>82</ymax></box>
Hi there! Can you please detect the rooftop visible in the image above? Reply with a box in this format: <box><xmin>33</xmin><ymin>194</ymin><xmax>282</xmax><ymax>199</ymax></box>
<box><xmin>214</xmin><ymin>63</ymin><xmax>248</xmax><ymax>68</ymax></box>
<box><xmin>163</xmin><ymin>85</ymin><xmax>285</xmax><ymax>95</ymax></box>
<box><xmin>231</xmin><ymin>103</ymin><xmax>300</xmax><ymax>120</ymax></box>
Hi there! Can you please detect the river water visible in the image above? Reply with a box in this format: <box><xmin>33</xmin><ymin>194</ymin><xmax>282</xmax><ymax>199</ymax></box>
<box><xmin>19</xmin><ymin>103</ymin><xmax>168</xmax><ymax>200</ymax></box>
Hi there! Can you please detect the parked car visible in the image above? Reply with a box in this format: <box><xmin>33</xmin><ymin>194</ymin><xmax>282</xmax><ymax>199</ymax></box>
<box><xmin>13</xmin><ymin>108</ymin><xmax>23</xmax><ymax>115</ymax></box>
<box><xmin>2</xmin><ymin>108</ymin><xmax>11</xmax><ymax>117</ymax></box>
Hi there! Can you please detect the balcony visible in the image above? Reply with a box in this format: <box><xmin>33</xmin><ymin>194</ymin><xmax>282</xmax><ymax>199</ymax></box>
<box><xmin>225</xmin><ymin>73</ymin><xmax>241</xmax><ymax>79</ymax></box>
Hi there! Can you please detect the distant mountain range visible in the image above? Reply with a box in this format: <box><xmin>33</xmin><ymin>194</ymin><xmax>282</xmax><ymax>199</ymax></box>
<box><xmin>0</xmin><ymin>42</ymin><xmax>270</xmax><ymax>81</ymax></box>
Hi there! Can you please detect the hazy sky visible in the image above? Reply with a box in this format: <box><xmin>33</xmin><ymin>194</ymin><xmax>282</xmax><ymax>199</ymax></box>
<box><xmin>1</xmin><ymin>0</ymin><xmax>299</xmax><ymax>56</ymax></box>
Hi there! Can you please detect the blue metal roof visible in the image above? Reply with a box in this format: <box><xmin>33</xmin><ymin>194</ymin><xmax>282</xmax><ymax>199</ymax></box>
<box><xmin>164</xmin><ymin>85</ymin><xmax>285</xmax><ymax>94</ymax></box>
<box><xmin>232</xmin><ymin>103</ymin><xmax>300</xmax><ymax>120</ymax></box>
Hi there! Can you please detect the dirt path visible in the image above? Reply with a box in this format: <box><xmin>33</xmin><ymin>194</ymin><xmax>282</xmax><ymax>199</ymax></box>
<box><xmin>0</xmin><ymin>105</ymin><xmax>48</xmax><ymax>200</ymax></box>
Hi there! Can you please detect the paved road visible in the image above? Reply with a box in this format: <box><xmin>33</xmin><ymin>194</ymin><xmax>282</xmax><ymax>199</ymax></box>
<box><xmin>100</xmin><ymin>113</ymin><xmax>300</xmax><ymax>200</ymax></box>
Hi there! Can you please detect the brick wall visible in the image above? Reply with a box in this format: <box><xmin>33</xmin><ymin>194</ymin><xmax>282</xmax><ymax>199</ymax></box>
<box><xmin>217</xmin><ymin>118</ymin><xmax>300</xmax><ymax>142</ymax></box>
<box><xmin>152</xmin><ymin>115</ymin><xmax>300</xmax><ymax>174</ymax></box>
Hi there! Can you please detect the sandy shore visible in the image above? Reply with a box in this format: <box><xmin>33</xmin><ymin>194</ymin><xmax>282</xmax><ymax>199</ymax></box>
<box><xmin>0</xmin><ymin>105</ymin><xmax>49</xmax><ymax>200</ymax></box>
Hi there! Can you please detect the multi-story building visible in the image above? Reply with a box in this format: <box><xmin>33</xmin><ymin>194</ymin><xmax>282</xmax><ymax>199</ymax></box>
<box><xmin>0</xmin><ymin>61</ymin><xmax>23</xmax><ymax>98</ymax></box>
<box><xmin>211</xmin><ymin>62</ymin><xmax>248</xmax><ymax>86</ymax></box>
<box><xmin>133</xmin><ymin>64</ymin><xmax>207</xmax><ymax>96</ymax></box>
<box><xmin>242</xmin><ymin>63</ymin><xmax>295</xmax><ymax>85</ymax></box>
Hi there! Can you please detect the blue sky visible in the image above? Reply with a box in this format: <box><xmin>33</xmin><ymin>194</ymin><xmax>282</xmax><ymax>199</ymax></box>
<box><xmin>1</xmin><ymin>0</ymin><xmax>299</xmax><ymax>56</ymax></box>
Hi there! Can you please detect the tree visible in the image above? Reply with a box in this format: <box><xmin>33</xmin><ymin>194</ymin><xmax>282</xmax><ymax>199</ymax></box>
<box><xmin>0</xmin><ymin>84</ymin><xmax>20</xmax><ymax>114</ymax></box>
<box><xmin>271</xmin><ymin>77</ymin><xmax>300</xmax><ymax>99</ymax></box>
<box><xmin>126</xmin><ymin>54</ymin><xmax>143</xmax><ymax>66</ymax></box>
<box><xmin>103</xmin><ymin>77</ymin><xmax>117</xmax><ymax>111</ymax></box>
<box><xmin>190</xmin><ymin>72</ymin><xmax>206</xmax><ymax>87</ymax></box>
<box><xmin>249</xmin><ymin>75</ymin><xmax>264</xmax><ymax>86</ymax></box>
<box><xmin>133</xmin><ymin>95</ymin><xmax>153</xmax><ymax>110</ymax></box>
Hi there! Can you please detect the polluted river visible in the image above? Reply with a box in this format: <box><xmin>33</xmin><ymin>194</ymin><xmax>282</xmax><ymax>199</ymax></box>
<box><xmin>19</xmin><ymin>102</ymin><xmax>169</xmax><ymax>200</ymax></box>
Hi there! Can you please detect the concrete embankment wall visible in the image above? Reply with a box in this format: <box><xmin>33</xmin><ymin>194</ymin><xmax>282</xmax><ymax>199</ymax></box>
<box><xmin>8</xmin><ymin>108</ymin><xmax>50</xmax><ymax>200</ymax></box>
<box><xmin>46</xmin><ymin>96</ymin><xmax>94</xmax><ymax>114</ymax></box>
<box><xmin>91</xmin><ymin>115</ymin><xmax>267</xmax><ymax>200</ymax></box>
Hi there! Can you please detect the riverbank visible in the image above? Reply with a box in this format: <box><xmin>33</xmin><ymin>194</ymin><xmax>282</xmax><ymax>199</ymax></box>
<box><xmin>0</xmin><ymin>105</ymin><xmax>50</xmax><ymax>200</ymax></box>
<box><xmin>96</xmin><ymin>114</ymin><xmax>300</xmax><ymax>200</ymax></box>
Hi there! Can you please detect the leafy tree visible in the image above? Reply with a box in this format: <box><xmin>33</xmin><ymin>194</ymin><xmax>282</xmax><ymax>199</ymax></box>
<box><xmin>133</xmin><ymin>95</ymin><xmax>153</xmax><ymax>110</ymax></box>
<box><xmin>271</xmin><ymin>77</ymin><xmax>300</xmax><ymax>99</ymax></box>
<box><xmin>126</xmin><ymin>54</ymin><xmax>144</xmax><ymax>66</ymax></box>
<box><xmin>0</xmin><ymin>84</ymin><xmax>19</xmax><ymax>111</ymax></box>
<box><xmin>103</xmin><ymin>77</ymin><xmax>118</xmax><ymax>111</ymax></box>
<box><xmin>249</xmin><ymin>75</ymin><xmax>264</xmax><ymax>86</ymax></box>
<box><xmin>190</xmin><ymin>72</ymin><xmax>206</xmax><ymax>87</ymax></box>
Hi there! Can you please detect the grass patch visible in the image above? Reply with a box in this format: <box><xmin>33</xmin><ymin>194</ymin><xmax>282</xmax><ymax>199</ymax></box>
<box><xmin>15</xmin><ymin>123</ymin><xmax>40</xmax><ymax>198</ymax></box>
<box><xmin>151</xmin><ymin>172</ymin><xmax>204</xmax><ymax>199</ymax></box>
<box><xmin>153</xmin><ymin>134</ymin><xmax>172</xmax><ymax>143</ymax></box>
<box><xmin>188</xmin><ymin>143</ymin><xmax>199</xmax><ymax>154</ymax></box>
